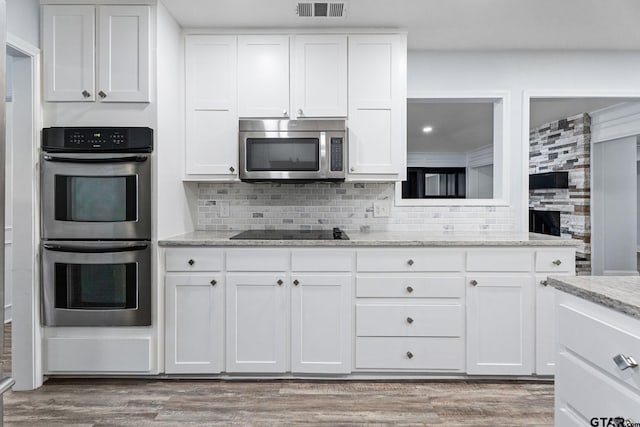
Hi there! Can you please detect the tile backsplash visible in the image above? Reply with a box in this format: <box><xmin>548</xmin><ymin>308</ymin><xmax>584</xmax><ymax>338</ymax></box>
<box><xmin>197</xmin><ymin>182</ymin><xmax>515</xmax><ymax>232</ymax></box>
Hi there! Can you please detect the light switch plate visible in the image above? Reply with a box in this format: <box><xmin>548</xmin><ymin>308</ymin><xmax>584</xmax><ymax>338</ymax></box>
<box><xmin>373</xmin><ymin>200</ymin><xmax>390</xmax><ymax>217</ymax></box>
<box><xmin>219</xmin><ymin>201</ymin><xmax>230</xmax><ymax>218</ymax></box>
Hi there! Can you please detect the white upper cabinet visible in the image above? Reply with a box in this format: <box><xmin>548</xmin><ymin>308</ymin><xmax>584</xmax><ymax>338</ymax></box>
<box><xmin>42</xmin><ymin>5</ymin><xmax>150</xmax><ymax>103</ymax></box>
<box><xmin>348</xmin><ymin>34</ymin><xmax>407</xmax><ymax>179</ymax></box>
<box><xmin>43</xmin><ymin>5</ymin><xmax>96</xmax><ymax>102</ymax></box>
<box><xmin>292</xmin><ymin>35</ymin><xmax>347</xmax><ymax>118</ymax></box>
<box><xmin>97</xmin><ymin>6</ymin><xmax>150</xmax><ymax>102</ymax></box>
<box><xmin>185</xmin><ymin>35</ymin><xmax>239</xmax><ymax>177</ymax></box>
<box><xmin>238</xmin><ymin>35</ymin><xmax>290</xmax><ymax>118</ymax></box>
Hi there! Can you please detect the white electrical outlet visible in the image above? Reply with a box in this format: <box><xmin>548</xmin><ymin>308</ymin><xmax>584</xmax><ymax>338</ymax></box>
<box><xmin>219</xmin><ymin>201</ymin><xmax>230</xmax><ymax>218</ymax></box>
<box><xmin>373</xmin><ymin>201</ymin><xmax>390</xmax><ymax>218</ymax></box>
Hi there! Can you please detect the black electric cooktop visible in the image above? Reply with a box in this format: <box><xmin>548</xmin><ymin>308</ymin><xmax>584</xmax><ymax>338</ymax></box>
<box><xmin>230</xmin><ymin>228</ymin><xmax>349</xmax><ymax>240</ymax></box>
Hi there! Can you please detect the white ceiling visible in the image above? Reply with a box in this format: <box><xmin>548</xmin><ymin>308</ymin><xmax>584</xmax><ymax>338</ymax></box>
<box><xmin>160</xmin><ymin>0</ymin><xmax>640</xmax><ymax>50</ymax></box>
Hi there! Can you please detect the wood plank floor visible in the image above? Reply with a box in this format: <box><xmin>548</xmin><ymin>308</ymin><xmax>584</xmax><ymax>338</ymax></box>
<box><xmin>1</xmin><ymin>325</ymin><xmax>555</xmax><ymax>426</ymax></box>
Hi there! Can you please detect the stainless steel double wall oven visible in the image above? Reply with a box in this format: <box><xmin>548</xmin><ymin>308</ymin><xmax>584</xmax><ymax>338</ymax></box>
<box><xmin>41</xmin><ymin>127</ymin><xmax>153</xmax><ymax>326</ymax></box>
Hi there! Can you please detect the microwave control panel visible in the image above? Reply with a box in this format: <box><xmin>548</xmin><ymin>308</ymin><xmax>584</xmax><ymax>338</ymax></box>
<box><xmin>330</xmin><ymin>137</ymin><xmax>344</xmax><ymax>171</ymax></box>
<box><xmin>42</xmin><ymin>127</ymin><xmax>153</xmax><ymax>153</ymax></box>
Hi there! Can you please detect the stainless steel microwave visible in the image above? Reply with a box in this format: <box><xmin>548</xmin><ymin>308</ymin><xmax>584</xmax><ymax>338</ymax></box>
<box><xmin>239</xmin><ymin>119</ymin><xmax>346</xmax><ymax>181</ymax></box>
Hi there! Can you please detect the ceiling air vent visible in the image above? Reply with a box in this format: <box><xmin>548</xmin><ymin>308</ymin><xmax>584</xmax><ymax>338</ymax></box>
<box><xmin>296</xmin><ymin>1</ymin><xmax>347</xmax><ymax>18</ymax></box>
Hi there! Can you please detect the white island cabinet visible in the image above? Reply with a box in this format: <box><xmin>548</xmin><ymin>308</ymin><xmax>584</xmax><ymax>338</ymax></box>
<box><xmin>43</xmin><ymin>5</ymin><xmax>150</xmax><ymax>102</ymax></box>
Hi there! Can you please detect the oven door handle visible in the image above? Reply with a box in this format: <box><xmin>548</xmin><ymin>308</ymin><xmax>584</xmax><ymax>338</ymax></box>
<box><xmin>42</xmin><ymin>243</ymin><xmax>149</xmax><ymax>253</ymax></box>
<box><xmin>42</xmin><ymin>155</ymin><xmax>149</xmax><ymax>164</ymax></box>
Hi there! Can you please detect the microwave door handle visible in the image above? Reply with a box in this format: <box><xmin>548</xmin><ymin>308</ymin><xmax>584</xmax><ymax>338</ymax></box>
<box><xmin>42</xmin><ymin>155</ymin><xmax>148</xmax><ymax>164</ymax></box>
<box><xmin>43</xmin><ymin>243</ymin><xmax>149</xmax><ymax>253</ymax></box>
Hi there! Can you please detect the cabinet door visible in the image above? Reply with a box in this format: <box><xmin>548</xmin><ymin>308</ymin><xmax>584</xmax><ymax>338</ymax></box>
<box><xmin>466</xmin><ymin>275</ymin><xmax>535</xmax><ymax>375</ymax></box>
<box><xmin>43</xmin><ymin>5</ymin><xmax>95</xmax><ymax>102</ymax></box>
<box><xmin>97</xmin><ymin>5</ymin><xmax>150</xmax><ymax>102</ymax></box>
<box><xmin>290</xmin><ymin>274</ymin><xmax>351</xmax><ymax>374</ymax></box>
<box><xmin>348</xmin><ymin>34</ymin><xmax>406</xmax><ymax>179</ymax></box>
<box><xmin>238</xmin><ymin>35</ymin><xmax>290</xmax><ymax>118</ymax></box>
<box><xmin>165</xmin><ymin>274</ymin><xmax>224</xmax><ymax>374</ymax></box>
<box><xmin>185</xmin><ymin>35</ymin><xmax>239</xmax><ymax>177</ymax></box>
<box><xmin>226</xmin><ymin>273</ymin><xmax>288</xmax><ymax>373</ymax></box>
<box><xmin>535</xmin><ymin>274</ymin><xmax>557</xmax><ymax>375</ymax></box>
<box><xmin>292</xmin><ymin>35</ymin><xmax>347</xmax><ymax>118</ymax></box>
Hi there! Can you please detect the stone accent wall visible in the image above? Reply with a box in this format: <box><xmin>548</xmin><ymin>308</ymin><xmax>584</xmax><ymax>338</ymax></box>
<box><xmin>196</xmin><ymin>182</ymin><xmax>515</xmax><ymax>233</ymax></box>
<box><xmin>529</xmin><ymin>113</ymin><xmax>591</xmax><ymax>274</ymax></box>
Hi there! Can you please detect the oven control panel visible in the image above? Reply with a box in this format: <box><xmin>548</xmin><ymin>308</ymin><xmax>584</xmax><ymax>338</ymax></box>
<box><xmin>42</xmin><ymin>127</ymin><xmax>153</xmax><ymax>152</ymax></box>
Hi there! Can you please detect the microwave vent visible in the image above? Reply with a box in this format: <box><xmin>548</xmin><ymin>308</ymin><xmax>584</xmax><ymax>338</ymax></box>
<box><xmin>296</xmin><ymin>1</ymin><xmax>346</xmax><ymax>18</ymax></box>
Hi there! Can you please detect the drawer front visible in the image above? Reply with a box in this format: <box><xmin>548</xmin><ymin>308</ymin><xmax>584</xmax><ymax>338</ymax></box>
<box><xmin>467</xmin><ymin>250</ymin><xmax>532</xmax><ymax>272</ymax></box>
<box><xmin>291</xmin><ymin>250</ymin><xmax>354</xmax><ymax>272</ymax></box>
<box><xmin>556</xmin><ymin>351</ymin><xmax>640</xmax><ymax>421</ymax></box>
<box><xmin>226</xmin><ymin>250</ymin><xmax>289</xmax><ymax>271</ymax></box>
<box><xmin>356</xmin><ymin>276</ymin><xmax>464</xmax><ymax>298</ymax></box>
<box><xmin>535</xmin><ymin>250</ymin><xmax>574</xmax><ymax>272</ymax></box>
<box><xmin>165</xmin><ymin>249</ymin><xmax>223</xmax><ymax>272</ymax></box>
<box><xmin>558</xmin><ymin>304</ymin><xmax>640</xmax><ymax>393</ymax></box>
<box><xmin>356</xmin><ymin>337</ymin><xmax>465</xmax><ymax>371</ymax></box>
<box><xmin>357</xmin><ymin>250</ymin><xmax>464</xmax><ymax>272</ymax></box>
<box><xmin>356</xmin><ymin>304</ymin><xmax>464</xmax><ymax>337</ymax></box>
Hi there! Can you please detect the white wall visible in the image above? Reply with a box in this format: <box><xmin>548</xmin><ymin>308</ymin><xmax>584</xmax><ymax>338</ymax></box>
<box><xmin>637</xmin><ymin>159</ymin><xmax>640</xmax><ymax>251</ymax></box>
<box><xmin>7</xmin><ymin>0</ymin><xmax>39</xmax><ymax>48</ymax></box>
<box><xmin>408</xmin><ymin>50</ymin><xmax>640</xmax><ymax>231</ymax></box>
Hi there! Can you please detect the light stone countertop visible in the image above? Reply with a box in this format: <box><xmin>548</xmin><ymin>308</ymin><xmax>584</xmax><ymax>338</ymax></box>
<box><xmin>547</xmin><ymin>276</ymin><xmax>640</xmax><ymax>319</ymax></box>
<box><xmin>158</xmin><ymin>230</ymin><xmax>580</xmax><ymax>247</ymax></box>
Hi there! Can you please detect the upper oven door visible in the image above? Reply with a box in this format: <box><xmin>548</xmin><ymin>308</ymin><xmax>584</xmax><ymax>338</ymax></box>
<box><xmin>41</xmin><ymin>153</ymin><xmax>151</xmax><ymax>240</ymax></box>
<box><xmin>239</xmin><ymin>131</ymin><xmax>345</xmax><ymax>181</ymax></box>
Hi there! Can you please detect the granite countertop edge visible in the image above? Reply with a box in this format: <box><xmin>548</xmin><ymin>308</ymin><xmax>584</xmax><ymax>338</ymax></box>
<box><xmin>547</xmin><ymin>276</ymin><xmax>640</xmax><ymax>320</ymax></box>
<box><xmin>158</xmin><ymin>231</ymin><xmax>581</xmax><ymax>247</ymax></box>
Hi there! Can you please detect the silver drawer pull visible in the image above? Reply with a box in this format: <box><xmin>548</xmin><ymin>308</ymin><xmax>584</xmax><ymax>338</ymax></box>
<box><xmin>188</xmin><ymin>259</ymin><xmax>195</xmax><ymax>266</ymax></box>
<box><xmin>470</xmin><ymin>280</ymin><xmax>478</xmax><ymax>286</ymax></box>
<box><xmin>277</xmin><ymin>279</ymin><xmax>283</xmax><ymax>286</ymax></box>
<box><xmin>552</xmin><ymin>259</ymin><xmax>562</xmax><ymax>266</ymax></box>
<box><xmin>406</xmin><ymin>286</ymin><xmax>414</xmax><ymax>294</ymax></box>
<box><xmin>210</xmin><ymin>279</ymin><xmax>217</xmax><ymax>286</ymax></box>
<box><xmin>406</xmin><ymin>317</ymin><xmax>414</xmax><ymax>324</ymax></box>
<box><xmin>613</xmin><ymin>354</ymin><xmax>638</xmax><ymax>371</ymax></box>
<box><xmin>406</xmin><ymin>351</ymin><xmax>413</xmax><ymax>359</ymax></box>
<box><xmin>540</xmin><ymin>280</ymin><xmax>548</xmax><ymax>286</ymax></box>
<box><xmin>407</xmin><ymin>259</ymin><xmax>414</xmax><ymax>266</ymax></box>
<box><xmin>293</xmin><ymin>279</ymin><xmax>300</xmax><ymax>286</ymax></box>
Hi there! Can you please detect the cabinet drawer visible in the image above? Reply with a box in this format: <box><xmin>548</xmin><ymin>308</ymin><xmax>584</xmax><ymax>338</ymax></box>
<box><xmin>356</xmin><ymin>276</ymin><xmax>464</xmax><ymax>298</ymax></box>
<box><xmin>357</xmin><ymin>250</ymin><xmax>463</xmax><ymax>272</ymax></box>
<box><xmin>467</xmin><ymin>250</ymin><xmax>532</xmax><ymax>272</ymax></box>
<box><xmin>226</xmin><ymin>250</ymin><xmax>289</xmax><ymax>271</ymax></box>
<box><xmin>535</xmin><ymin>250</ymin><xmax>573</xmax><ymax>272</ymax></box>
<box><xmin>558</xmin><ymin>304</ymin><xmax>640</xmax><ymax>393</ymax></box>
<box><xmin>165</xmin><ymin>249</ymin><xmax>223</xmax><ymax>272</ymax></box>
<box><xmin>355</xmin><ymin>337</ymin><xmax>465</xmax><ymax>371</ymax></box>
<box><xmin>356</xmin><ymin>304</ymin><xmax>464</xmax><ymax>337</ymax></box>
<box><xmin>291</xmin><ymin>250</ymin><xmax>354</xmax><ymax>272</ymax></box>
<box><xmin>556</xmin><ymin>351</ymin><xmax>640</xmax><ymax>421</ymax></box>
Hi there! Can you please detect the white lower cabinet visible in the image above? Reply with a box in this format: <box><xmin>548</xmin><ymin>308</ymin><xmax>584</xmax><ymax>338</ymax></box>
<box><xmin>165</xmin><ymin>274</ymin><xmax>224</xmax><ymax>374</ymax></box>
<box><xmin>466</xmin><ymin>274</ymin><xmax>535</xmax><ymax>375</ymax></box>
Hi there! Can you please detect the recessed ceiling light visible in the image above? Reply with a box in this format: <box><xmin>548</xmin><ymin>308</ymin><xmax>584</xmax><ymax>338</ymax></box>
<box><xmin>422</xmin><ymin>126</ymin><xmax>433</xmax><ymax>133</ymax></box>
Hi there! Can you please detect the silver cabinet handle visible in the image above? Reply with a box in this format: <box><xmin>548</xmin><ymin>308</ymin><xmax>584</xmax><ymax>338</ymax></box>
<box><xmin>188</xmin><ymin>259</ymin><xmax>195</xmax><ymax>266</ymax></box>
<box><xmin>293</xmin><ymin>279</ymin><xmax>299</xmax><ymax>286</ymax></box>
<box><xmin>277</xmin><ymin>279</ymin><xmax>283</xmax><ymax>286</ymax></box>
<box><xmin>540</xmin><ymin>280</ymin><xmax>548</xmax><ymax>286</ymax></box>
<box><xmin>229</xmin><ymin>166</ymin><xmax>235</xmax><ymax>173</ymax></box>
<box><xmin>406</xmin><ymin>317</ymin><xmax>414</xmax><ymax>324</ymax></box>
<box><xmin>297</xmin><ymin>109</ymin><xmax>303</xmax><ymax>116</ymax></box>
<box><xmin>613</xmin><ymin>354</ymin><xmax>638</xmax><ymax>370</ymax></box>
<box><xmin>406</xmin><ymin>286</ymin><xmax>414</xmax><ymax>294</ymax></box>
<box><xmin>210</xmin><ymin>279</ymin><xmax>217</xmax><ymax>286</ymax></box>
<box><xmin>98</xmin><ymin>90</ymin><xmax>107</xmax><ymax>98</ymax></box>
<box><xmin>350</xmin><ymin>167</ymin><xmax>355</xmax><ymax>172</ymax></box>
<box><xmin>406</xmin><ymin>351</ymin><xmax>414</xmax><ymax>359</ymax></box>
<box><xmin>470</xmin><ymin>280</ymin><xmax>478</xmax><ymax>286</ymax></box>
<box><xmin>282</xmin><ymin>109</ymin><xmax>288</xmax><ymax>116</ymax></box>
<box><xmin>407</xmin><ymin>259</ymin><xmax>414</xmax><ymax>266</ymax></box>
<box><xmin>82</xmin><ymin>90</ymin><xmax>91</xmax><ymax>98</ymax></box>
<box><xmin>552</xmin><ymin>259</ymin><xmax>562</xmax><ymax>266</ymax></box>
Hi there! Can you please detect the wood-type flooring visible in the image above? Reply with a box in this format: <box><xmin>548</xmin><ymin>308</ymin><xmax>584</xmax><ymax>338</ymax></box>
<box><xmin>1</xmin><ymin>324</ymin><xmax>555</xmax><ymax>426</ymax></box>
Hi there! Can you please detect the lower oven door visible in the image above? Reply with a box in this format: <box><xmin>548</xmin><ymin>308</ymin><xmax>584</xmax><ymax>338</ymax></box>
<box><xmin>42</xmin><ymin>241</ymin><xmax>151</xmax><ymax>326</ymax></box>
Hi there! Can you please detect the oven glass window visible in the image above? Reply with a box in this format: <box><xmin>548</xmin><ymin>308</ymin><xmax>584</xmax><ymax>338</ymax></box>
<box><xmin>55</xmin><ymin>263</ymin><xmax>138</xmax><ymax>309</ymax></box>
<box><xmin>55</xmin><ymin>175</ymin><xmax>137</xmax><ymax>222</ymax></box>
<box><xmin>246</xmin><ymin>138</ymin><xmax>319</xmax><ymax>171</ymax></box>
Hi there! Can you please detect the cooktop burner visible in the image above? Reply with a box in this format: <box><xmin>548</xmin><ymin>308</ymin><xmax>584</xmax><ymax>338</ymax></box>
<box><xmin>230</xmin><ymin>228</ymin><xmax>349</xmax><ymax>240</ymax></box>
